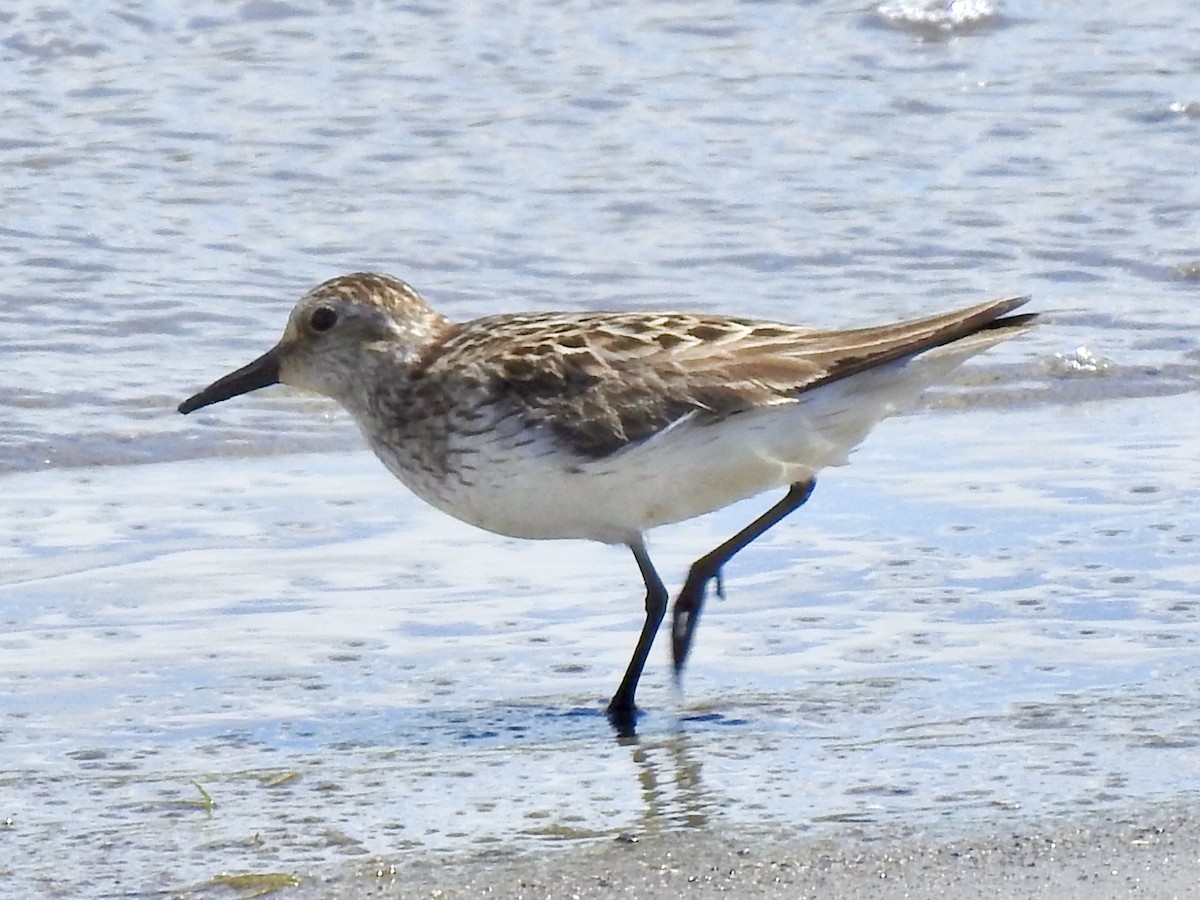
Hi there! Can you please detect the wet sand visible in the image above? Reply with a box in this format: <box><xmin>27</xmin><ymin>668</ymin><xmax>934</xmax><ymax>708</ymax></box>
<box><xmin>5</xmin><ymin>392</ymin><xmax>1200</xmax><ymax>897</ymax></box>
<box><xmin>291</xmin><ymin>805</ymin><xmax>1197</xmax><ymax>899</ymax></box>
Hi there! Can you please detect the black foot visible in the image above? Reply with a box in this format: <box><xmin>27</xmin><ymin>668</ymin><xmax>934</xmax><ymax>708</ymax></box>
<box><xmin>606</xmin><ymin>701</ymin><xmax>639</xmax><ymax>738</ymax></box>
<box><xmin>671</xmin><ymin>563</ymin><xmax>720</xmax><ymax>675</ymax></box>
<box><xmin>670</xmin><ymin>479</ymin><xmax>817</xmax><ymax>678</ymax></box>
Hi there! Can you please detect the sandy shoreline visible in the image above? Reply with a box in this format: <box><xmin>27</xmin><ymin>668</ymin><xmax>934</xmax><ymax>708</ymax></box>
<box><xmin>284</xmin><ymin>804</ymin><xmax>1197</xmax><ymax>899</ymax></box>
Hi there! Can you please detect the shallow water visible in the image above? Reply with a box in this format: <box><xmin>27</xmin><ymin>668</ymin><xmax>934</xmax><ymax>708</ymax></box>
<box><xmin>6</xmin><ymin>396</ymin><xmax>1199</xmax><ymax>894</ymax></box>
<box><xmin>2</xmin><ymin>0</ymin><xmax>1200</xmax><ymax>896</ymax></box>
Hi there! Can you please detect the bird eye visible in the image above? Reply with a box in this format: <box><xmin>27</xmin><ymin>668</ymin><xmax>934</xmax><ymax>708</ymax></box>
<box><xmin>310</xmin><ymin>306</ymin><xmax>338</xmax><ymax>332</ymax></box>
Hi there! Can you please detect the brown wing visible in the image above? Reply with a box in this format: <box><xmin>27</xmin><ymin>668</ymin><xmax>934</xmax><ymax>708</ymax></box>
<box><xmin>426</xmin><ymin>296</ymin><xmax>1034</xmax><ymax>459</ymax></box>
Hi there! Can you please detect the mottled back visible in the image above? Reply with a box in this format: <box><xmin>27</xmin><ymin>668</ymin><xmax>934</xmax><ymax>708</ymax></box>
<box><xmin>418</xmin><ymin>298</ymin><xmax>1033</xmax><ymax>459</ymax></box>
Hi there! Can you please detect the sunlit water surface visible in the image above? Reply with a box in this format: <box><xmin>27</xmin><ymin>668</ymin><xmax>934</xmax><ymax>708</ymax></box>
<box><xmin>2</xmin><ymin>0</ymin><xmax>1199</xmax><ymax>896</ymax></box>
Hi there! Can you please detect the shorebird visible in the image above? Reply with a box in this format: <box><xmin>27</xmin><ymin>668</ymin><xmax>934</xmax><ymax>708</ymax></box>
<box><xmin>179</xmin><ymin>273</ymin><xmax>1035</xmax><ymax>732</ymax></box>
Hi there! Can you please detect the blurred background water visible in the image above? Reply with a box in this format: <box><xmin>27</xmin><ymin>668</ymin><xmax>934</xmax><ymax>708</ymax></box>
<box><xmin>2</xmin><ymin>0</ymin><xmax>1199</xmax><ymax>896</ymax></box>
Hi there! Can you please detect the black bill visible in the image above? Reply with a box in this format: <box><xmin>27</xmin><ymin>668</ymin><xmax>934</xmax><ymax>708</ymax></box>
<box><xmin>178</xmin><ymin>345</ymin><xmax>282</xmax><ymax>414</ymax></box>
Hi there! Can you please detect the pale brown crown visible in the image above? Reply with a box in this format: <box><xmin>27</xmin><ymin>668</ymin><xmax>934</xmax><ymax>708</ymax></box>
<box><xmin>304</xmin><ymin>272</ymin><xmax>433</xmax><ymax>318</ymax></box>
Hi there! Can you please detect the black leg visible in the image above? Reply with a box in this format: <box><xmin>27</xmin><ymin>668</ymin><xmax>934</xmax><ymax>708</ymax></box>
<box><xmin>671</xmin><ymin>478</ymin><xmax>817</xmax><ymax>675</ymax></box>
<box><xmin>607</xmin><ymin>540</ymin><xmax>668</xmax><ymax>735</ymax></box>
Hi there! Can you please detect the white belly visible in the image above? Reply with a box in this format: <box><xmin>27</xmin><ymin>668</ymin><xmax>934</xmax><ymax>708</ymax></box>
<box><xmin>408</xmin><ymin>414</ymin><xmax>802</xmax><ymax>544</ymax></box>
<box><xmin>361</xmin><ymin>349</ymin><xmax>972</xmax><ymax>545</ymax></box>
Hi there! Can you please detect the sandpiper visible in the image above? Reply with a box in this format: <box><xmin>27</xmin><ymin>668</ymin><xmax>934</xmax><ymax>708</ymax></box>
<box><xmin>180</xmin><ymin>273</ymin><xmax>1035</xmax><ymax>733</ymax></box>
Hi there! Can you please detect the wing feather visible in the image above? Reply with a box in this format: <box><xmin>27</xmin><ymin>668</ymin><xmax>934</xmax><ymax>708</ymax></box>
<box><xmin>423</xmin><ymin>296</ymin><xmax>1033</xmax><ymax>459</ymax></box>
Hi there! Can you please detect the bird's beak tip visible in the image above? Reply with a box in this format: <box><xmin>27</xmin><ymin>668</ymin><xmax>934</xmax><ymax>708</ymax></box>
<box><xmin>178</xmin><ymin>345</ymin><xmax>282</xmax><ymax>416</ymax></box>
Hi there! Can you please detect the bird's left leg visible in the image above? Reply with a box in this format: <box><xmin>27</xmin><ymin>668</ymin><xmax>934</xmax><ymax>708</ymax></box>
<box><xmin>671</xmin><ymin>477</ymin><xmax>817</xmax><ymax>674</ymax></box>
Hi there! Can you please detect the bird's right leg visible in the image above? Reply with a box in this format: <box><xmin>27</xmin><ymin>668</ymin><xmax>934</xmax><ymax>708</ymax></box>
<box><xmin>607</xmin><ymin>539</ymin><xmax>668</xmax><ymax>735</ymax></box>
